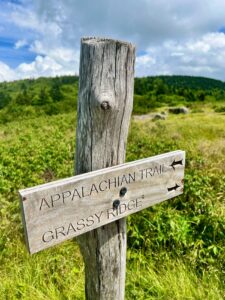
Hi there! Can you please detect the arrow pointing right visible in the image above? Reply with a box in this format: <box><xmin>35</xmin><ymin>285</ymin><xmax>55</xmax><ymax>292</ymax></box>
<box><xmin>167</xmin><ymin>183</ymin><xmax>180</xmax><ymax>192</ymax></box>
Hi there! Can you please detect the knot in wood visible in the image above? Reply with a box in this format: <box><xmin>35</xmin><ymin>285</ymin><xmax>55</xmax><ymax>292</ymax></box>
<box><xmin>100</xmin><ymin>101</ymin><xmax>111</xmax><ymax>110</ymax></box>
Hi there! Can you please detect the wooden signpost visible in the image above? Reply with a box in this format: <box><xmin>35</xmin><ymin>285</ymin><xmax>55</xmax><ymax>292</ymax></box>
<box><xmin>19</xmin><ymin>37</ymin><xmax>185</xmax><ymax>300</ymax></box>
<box><xmin>19</xmin><ymin>150</ymin><xmax>185</xmax><ymax>254</ymax></box>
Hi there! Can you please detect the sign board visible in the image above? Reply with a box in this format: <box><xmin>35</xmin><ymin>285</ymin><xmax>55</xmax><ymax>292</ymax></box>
<box><xmin>19</xmin><ymin>150</ymin><xmax>185</xmax><ymax>254</ymax></box>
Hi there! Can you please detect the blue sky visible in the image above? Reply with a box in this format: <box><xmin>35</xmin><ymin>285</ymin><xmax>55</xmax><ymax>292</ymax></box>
<box><xmin>1</xmin><ymin>0</ymin><xmax>225</xmax><ymax>82</ymax></box>
<box><xmin>0</xmin><ymin>37</ymin><xmax>36</xmax><ymax>68</ymax></box>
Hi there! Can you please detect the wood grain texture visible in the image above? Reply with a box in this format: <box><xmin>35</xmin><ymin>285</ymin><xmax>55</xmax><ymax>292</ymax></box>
<box><xmin>19</xmin><ymin>150</ymin><xmax>185</xmax><ymax>254</ymax></box>
<box><xmin>76</xmin><ymin>37</ymin><xmax>135</xmax><ymax>300</ymax></box>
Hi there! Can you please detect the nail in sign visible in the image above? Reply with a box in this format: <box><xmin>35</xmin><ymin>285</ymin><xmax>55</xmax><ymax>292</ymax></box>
<box><xmin>19</xmin><ymin>150</ymin><xmax>185</xmax><ymax>254</ymax></box>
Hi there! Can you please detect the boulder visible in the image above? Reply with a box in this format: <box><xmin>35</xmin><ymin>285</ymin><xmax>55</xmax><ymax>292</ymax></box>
<box><xmin>152</xmin><ymin>113</ymin><xmax>167</xmax><ymax>120</ymax></box>
<box><xmin>168</xmin><ymin>107</ymin><xmax>189</xmax><ymax>114</ymax></box>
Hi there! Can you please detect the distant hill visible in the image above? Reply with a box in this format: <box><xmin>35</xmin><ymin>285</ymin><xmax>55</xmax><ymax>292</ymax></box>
<box><xmin>151</xmin><ymin>75</ymin><xmax>225</xmax><ymax>90</ymax></box>
<box><xmin>134</xmin><ymin>75</ymin><xmax>225</xmax><ymax>95</ymax></box>
<box><xmin>0</xmin><ymin>74</ymin><xmax>225</xmax><ymax>121</ymax></box>
<box><xmin>1</xmin><ymin>74</ymin><xmax>224</xmax><ymax>94</ymax></box>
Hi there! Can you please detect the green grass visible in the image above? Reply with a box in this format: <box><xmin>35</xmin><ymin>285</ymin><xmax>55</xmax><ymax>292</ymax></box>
<box><xmin>0</xmin><ymin>108</ymin><xmax>224</xmax><ymax>299</ymax></box>
<box><xmin>126</xmin><ymin>254</ymin><xmax>224</xmax><ymax>300</ymax></box>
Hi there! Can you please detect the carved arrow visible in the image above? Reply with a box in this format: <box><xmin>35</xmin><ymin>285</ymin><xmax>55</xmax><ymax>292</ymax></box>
<box><xmin>167</xmin><ymin>184</ymin><xmax>180</xmax><ymax>192</ymax></box>
<box><xmin>170</xmin><ymin>159</ymin><xmax>183</xmax><ymax>170</ymax></box>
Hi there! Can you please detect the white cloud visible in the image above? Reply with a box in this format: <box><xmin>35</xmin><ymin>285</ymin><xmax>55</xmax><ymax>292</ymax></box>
<box><xmin>2</xmin><ymin>0</ymin><xmax>225</xmax><ymax>81</ymax></box>
<box><xmin>0</xmin><ymin>54</ymin><xmax>78</xmax><ymax>83</ymax></box>
<box><xmin>30</xmin><ymin>41</ymin><xmax>79</xmax><ymax>66</ymax></box>
<box><xmin>15</xmin><ymin>39</ymin><xmax>28</xmax><ymax>49</ymax></box>
<box><xmin>17</xmin><ymin>55</ymin><xmax>77</xmax><ymax>79</ymax></box>
<box><xmin>31</xmin><ymin>0</ymin><xmax>225</xmax><ymax>47</ymax></box>
<box><xmin>0</xmin><ymin>62</ymin><xmax>17</xmax><ymax>82</ymax></box>
<box><xmin>136</xmin><ymin>32</ymin><xmax>225</xmax><ymax>79</ymax></box>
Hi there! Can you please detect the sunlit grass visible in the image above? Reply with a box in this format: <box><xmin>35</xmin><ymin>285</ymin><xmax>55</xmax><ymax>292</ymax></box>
<box><xmin>126</xmin><ymin>253</ymin><xmax>224</xmax><ymax>300</ymax></box>
<box><xmin>0</xmin><ymin>109</ymin><xmax>224</xmax><ymax>299</ymax></box>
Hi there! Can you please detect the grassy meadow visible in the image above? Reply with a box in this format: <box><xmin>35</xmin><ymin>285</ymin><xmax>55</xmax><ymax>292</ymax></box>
<box><xmin>0</xmin><ymin>75</ymin><xmax>224</xmax><ymax>299</ymax></box>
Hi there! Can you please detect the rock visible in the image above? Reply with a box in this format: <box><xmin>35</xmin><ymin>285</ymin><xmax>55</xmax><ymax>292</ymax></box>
<box><xmin>133</xmin><ymin>112</ymin><xmax>167</xmax><ymax>121</ymax></box>
<box><xmin>168</xmin><ymin>107</ymin><xmax>189</xmax><ymax>114</ymax></box>
<box><xmin>152</xmin><ymin>113</ymin><xmax>166</xmax><ymax>120</ymax></box>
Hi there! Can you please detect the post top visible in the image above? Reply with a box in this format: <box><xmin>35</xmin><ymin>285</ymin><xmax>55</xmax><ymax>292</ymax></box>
<box><xmin>81</xmin><ymin>36</ymin><xmax>135</xmax><ymax>48</ymax></box>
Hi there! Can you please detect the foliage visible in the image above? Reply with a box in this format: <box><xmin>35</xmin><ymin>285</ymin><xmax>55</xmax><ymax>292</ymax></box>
<box><xmin>0</xmin><ymin>92</ymin><xmax>12</xmax><ymax>109</ymax></box>
<box><xmin>0</xmin><ymin>75</ymin><xmax>224</xmax><ymax>299</ymax></box>
<box><xmin>49</xmin><ymin>79</ymin><xmax>64</xmax><ymax>102</ymax></box>
<box><xmin>0</xmin><ymin>75</ymin><xmax>225</xmax><ymax>120</ymax></box>
<box><xmin>0</xmin><ymin>109</ymin><xmax>224</xmax><ymax>298</ymax></box>
<box><xmin>134</xmin><ymin>75</ymin><xmax>225</xmax><ymax>92</ymax></box>
<box><xmin>133</xmin><ymin>75</ymin><xmax>225</xmax><ymax>114</ymax></box>
<box><xmin>214</xmin><ymin>105</ymin><xmax>225</xmax><ymax>113</ymax></box>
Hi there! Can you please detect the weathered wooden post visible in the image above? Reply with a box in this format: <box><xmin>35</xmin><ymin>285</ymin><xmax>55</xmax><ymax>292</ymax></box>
<box><xmin>75</xmin><ymin>37</ymin><xmax>135</xmax><ymax>300</ymax></box>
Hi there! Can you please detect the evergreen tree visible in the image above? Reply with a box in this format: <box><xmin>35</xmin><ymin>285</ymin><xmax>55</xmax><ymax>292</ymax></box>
<box><xmin>50</xmin><ymin>81</ymin><xmax>63</xmax><ymax>102</ymax></box>
<box><xmin>153</xmin><ymin>78</ymin><xmax>168</xmax><ymax>95</ymax></box>
<box><xmin>36</xmin><ymin>88</ymin><xmax>50</xmax><ymax>105</ymax></box>
<box><xmin>15</xmin><ymin>88</ymin><xmax>31</xmax><ymax>105</ymax></box>
<box><xmin>0</xmin><ymin>92</ymin><xmax>12</xmax><ymax>109</ymax></box>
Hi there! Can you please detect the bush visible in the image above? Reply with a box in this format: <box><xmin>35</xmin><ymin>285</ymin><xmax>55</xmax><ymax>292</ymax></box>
<box><xmin>214</xmin><ymin>105</ymin><xmax>225</xmax><ymax>113</ymax></box>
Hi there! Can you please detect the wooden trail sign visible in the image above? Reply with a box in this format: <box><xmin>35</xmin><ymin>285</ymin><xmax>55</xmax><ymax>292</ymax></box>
<box><xmin>19</xmin><ymin>150</ymin><xmax>185</xmax><ymax>254</ymax></box>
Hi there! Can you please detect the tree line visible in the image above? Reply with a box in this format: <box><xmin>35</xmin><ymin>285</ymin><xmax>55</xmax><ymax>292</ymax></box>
<box><xmin>0</xmin><ymin>75</ymin><xmax>225</xmax><ymax>117</ymax></box>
